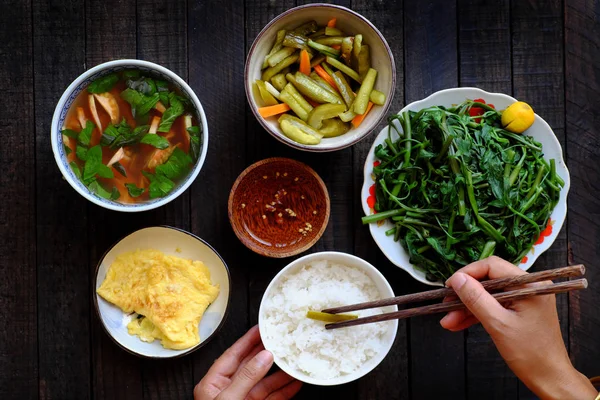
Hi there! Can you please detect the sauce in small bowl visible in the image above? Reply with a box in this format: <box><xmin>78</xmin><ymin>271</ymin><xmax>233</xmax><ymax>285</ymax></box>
<box><xmin>228</xmin><ymin>158</ymin><xmax>330</xmax><ymax>257</ymax></box>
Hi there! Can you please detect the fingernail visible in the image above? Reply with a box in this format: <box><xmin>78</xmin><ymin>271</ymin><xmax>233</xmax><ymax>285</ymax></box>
<box><xmin>256</xmin><ymin>350</ymin><xmax>273</xmax><ymax>366</ymax></box>
<box><xmin>440</xmin><ymin>313</ymin><xmax>451</xmax><ymax>325</ymax></box>
<box><xmin>449</xmin><ymin>273</ymin><xmax>467</xmax><ymax>290</ymax></box>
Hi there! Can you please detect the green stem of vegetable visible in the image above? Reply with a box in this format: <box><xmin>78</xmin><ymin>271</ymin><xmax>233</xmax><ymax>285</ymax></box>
<box><xmin>479</xmin><ymin>241</ymin><xmax>497</xmax><ymax>260</ymax></box>
<box><xmin>477</xmin><ymin>215</ymin><xmax>505</xmax><ymax>242</ymax></box>
<box><xmin>417</xmin><ymin>245</ymin><xmax>431</xmax><ymax>254</ymax></box>
<box><xmin>401</xmin><ymin>111</ymin><xmax>412</xmax><ymax>167</ymax></box>
<box><xmin>361</xmin><ymin>209</ymin><xmax>404</xmax><ymax>224</ymax></box>
<box><xmin>509</xmin><ymin>148</ymin><xmax>527</xmax><ymax>186</ymax></box>
<box><xmin>464</xmin><ymin>168</ymin><xmax>479</xmax><ymax>216</ymax></box>
<box><xmin>435</xmin><ymin>134</ymin><xmax>454</xmax><ymax>163</ymax></box>
<box><xmin>445</xmin><ymin>211</ymin><xmax>457</xmax><ymax>252</ymax></box>
<box><xmin>526</xmin><ymin>165</ymin><xmax>546</xmax><ymax>199</ymax></box>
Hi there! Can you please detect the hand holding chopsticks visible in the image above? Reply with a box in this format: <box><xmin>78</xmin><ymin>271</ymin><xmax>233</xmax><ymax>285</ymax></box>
<box><xmin>323</xmin><ymin>265</ymin><xmax>587</xmax><ymax>330</ymax></box>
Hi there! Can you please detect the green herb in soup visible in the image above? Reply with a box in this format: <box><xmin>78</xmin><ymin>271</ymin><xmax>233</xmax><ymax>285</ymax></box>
<box><xmin>61</xmin><ymin>70</ymin><xmax>202</xmax><ymax>203</ymax></box>
<box><xmin>362</xmin><ymin>100</ymin><xmax>564</xmax><ymax>282</ymax></box>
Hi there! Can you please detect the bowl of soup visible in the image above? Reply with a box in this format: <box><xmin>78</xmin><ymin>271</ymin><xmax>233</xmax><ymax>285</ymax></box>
<box><xmin>51</xmin><ymin>59</ymin><xmax>209</xmax><ymax>212</ymax></box>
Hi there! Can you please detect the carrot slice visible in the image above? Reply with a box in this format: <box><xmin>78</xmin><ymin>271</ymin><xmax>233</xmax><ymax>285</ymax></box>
<box><xmin>327</xmin><ymin>18</ymin><xmax>337</xmax><ymax>28</ymax></box>
<box><xmin>313</xmin><ymin>65</ymin><xmax>337</xmax><ymax>90</ymax></box>
<box><xmin>331</xmin><ymin>44</ymin><xmax>341</xmax><ymax>50</ymax></box>
<box><xmin>258</xmin><ymin>103</ymin><xmax>291</xmax><ymax>118</ymax></box>
<box><xmin>351</xmin><ymin>101</ymin><xmax>374</xmax><ymax>127</ymax></box>
<box><xmin>299</xmin><ymin>50</ymin><xmax>311</xmax><ymax>76</ymax></box>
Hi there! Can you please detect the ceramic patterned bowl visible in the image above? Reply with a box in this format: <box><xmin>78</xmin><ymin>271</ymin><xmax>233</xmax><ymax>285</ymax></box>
<box><xmin>258</xmin><ymin>251</ymin><xmax>398</xmax><ymax>386</ymax></box>
<box><xmin>228</xmin><ymin>158</ymin><xmax>330</xmax><ymax>257</ymax></box>
<box><xmin>51</xmin><ymin>59</ymin><xmax>209</xmax><ymax>212</ymax></box>
<box><xmin>245</xmin><ymin>3</ymin><xmax>396</xmax><ymax>152</ymax></box>
<box><xmin>94</xmin><ymin>226</ymin><xmax>230</xmax><ymax>358</ymax></box>
<box><xmin>362</xmin><ymin>87</ymin><xmax>570</xmax><ymax>286</ymax></box>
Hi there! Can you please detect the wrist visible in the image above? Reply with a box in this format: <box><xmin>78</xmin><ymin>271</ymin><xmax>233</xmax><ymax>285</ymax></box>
<box><xmin>530</xmin><ymin>364</ymin><xmax>597</xmax><ymax>400</ymax></box>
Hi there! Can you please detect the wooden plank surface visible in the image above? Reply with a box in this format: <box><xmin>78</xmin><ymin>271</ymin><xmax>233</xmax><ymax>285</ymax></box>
<box><xmin>510</xmin><ymin>1</ymin><xmax>567</xmax><ymax>398</ymax></box>
<box><xmin>403</xmin><ymin>1</ymin><xmax>465</xmax><ymax>399</ymax></box>
<box><xmin>3</xmin><ymin>1</ymin><xmax>598</xmax><ymax>399</ymax></box>
<box><xmin>32</xmin><ymin>1</ymin><xmax>92</xmax><ymax>399</ymax></box>
<box><xmin>351</xmin><ymin>1</ymin><xmax>410</xmax><ymax>399</ymax></box>
<box><xmin>188</xmin><ymin>0</ymin><xmax>250</xmax><ymax>395</ymax></box>
<box><xmin>457</xmin><ymin>1</ymin><xmax>518</xmax><ymax>399</ymax></box>
<box><xmin>0</xmin><ymin>1</ymin><xmax>37</xmax><ymax>399</ymax></box>
<box><xmin>85</xmin><ymin>1</ymin><xmax>145</xmax><ymax>400</ymax></box>
<box><xmin>565</xmin><ymin>0</ymin><xmax>600</xmax><ymax>379</ymax></box>
<box><xmin>136</xmin><ymin>1</ymin><xmax>194</xmax><ymax>399</ymax></box>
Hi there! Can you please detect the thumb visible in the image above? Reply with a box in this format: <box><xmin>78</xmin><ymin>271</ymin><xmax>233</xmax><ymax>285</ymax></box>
<box><xmin>447</xmin><ymin>272</ymin><xmax>510</xmax><ymax>332</ymax></box>
<box><xmin>217</xmin><ymin>350</ymin><xmax>273</xmax><ymax>399</ymax></box>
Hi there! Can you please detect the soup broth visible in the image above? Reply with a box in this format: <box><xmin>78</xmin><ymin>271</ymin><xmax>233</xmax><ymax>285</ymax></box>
<box><xmin>61</xmin><ymin>70</ymin><xmax>202</xmax><ymax>204</ymax></box>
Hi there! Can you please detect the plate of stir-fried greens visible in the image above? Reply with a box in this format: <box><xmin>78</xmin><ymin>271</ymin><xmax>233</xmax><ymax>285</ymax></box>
<box><xmin>361</xmin><ymin>88</ymin><xmax>569</xmax><ymax>286</ymax></box>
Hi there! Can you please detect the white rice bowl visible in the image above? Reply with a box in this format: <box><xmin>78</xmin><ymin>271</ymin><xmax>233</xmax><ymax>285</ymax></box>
<box><xmin>259</xmin><ymin>252</ymin><xmax>398</xmax><ymax>386</ymax></box>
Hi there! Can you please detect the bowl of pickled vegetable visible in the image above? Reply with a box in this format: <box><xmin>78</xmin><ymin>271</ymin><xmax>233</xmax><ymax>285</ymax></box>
<box><xmin>51</xmin><ymin>59</ymin><xmax>208</xmax><ymax>212</ymax></box>
<box><xmin>245</xmin><ymin>4</ymin><xmax>396</xmax><ymax>152</ymax></box>
<box><xmin>361</xmin><ymin>88</ymin><xmax>570</xmax><ymax>286</ymax></box>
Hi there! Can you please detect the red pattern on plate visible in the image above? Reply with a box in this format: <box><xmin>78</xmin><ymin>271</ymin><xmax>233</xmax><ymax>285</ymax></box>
<box><xmin>521</xmin><ymin>256</ymin><xmax>529</xmax><ymax>264</ymax></box>
<box><xmin>534</xmin><ymin>218</ymin><xmax>554</xmax><ymax>245</ymax></box>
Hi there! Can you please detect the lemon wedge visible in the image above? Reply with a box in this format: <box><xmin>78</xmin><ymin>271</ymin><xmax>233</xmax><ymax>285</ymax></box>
<box><xmin>306</xmin><ymin>310</ymin><xmax>358</xmax><ymax>323</ymax></box>
<box><xmin>501</xmin><ymin>101</ymin><xmax>535</xmax><ymax>133</ymax></box>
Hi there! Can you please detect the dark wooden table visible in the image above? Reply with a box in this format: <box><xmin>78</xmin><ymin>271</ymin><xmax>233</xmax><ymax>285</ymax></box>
<box><xmin>2</xmin><ymin>0</ymin><xmax>599</xmax><ymax>399</ymax></box>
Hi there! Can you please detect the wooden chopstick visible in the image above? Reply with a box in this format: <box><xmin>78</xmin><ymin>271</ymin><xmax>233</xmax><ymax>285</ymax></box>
<box><xmin>322</xmin><ymin>265</ymin><xmax>585</xmax><ymax>314</ymax></box>
<box><xmin>325</xmin><ymin>278</ymin><xmax>587</xmax><ymax>330</ymax></box>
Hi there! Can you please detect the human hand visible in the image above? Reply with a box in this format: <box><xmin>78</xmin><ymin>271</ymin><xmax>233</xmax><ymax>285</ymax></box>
<box><xmin>194</xmin><ymin>325</ymin><xmax>302</xmax><ymax>400</ymax></box>
<box><xmin>440</xmin><ymin>256</ymin><xmax>597</xmax><ymax>400</ymax></box>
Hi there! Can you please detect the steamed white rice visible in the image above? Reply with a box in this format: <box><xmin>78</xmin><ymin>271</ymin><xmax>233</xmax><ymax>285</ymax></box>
<box><xmin>261</xmin><ymin>260</ymin><xmax>389</xmax><ymax>379</ymax></box>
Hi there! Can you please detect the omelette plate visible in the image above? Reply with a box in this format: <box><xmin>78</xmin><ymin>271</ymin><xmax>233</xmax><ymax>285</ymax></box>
<box><xmin>94</xmin><ymin>226</ymin><xmax>231</xmax><ymax>358</ymax></box>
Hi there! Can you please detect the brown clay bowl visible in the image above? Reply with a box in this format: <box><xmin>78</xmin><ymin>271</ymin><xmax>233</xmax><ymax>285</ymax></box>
<box><xmin>228</xmin><ymin>158</ymin><xmax>330</xmax><ymax>258</ymax></box>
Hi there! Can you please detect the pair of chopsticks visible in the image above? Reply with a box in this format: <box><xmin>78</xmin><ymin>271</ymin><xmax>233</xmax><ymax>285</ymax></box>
<box><xmin>323</xmin><ymin>265</ymin><xmax>587</xmax><ymax>330</ymax></box>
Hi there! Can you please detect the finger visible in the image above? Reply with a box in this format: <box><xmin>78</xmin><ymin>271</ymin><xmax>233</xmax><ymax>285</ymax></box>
<box><xmin>245</xmin><ymin>370</ymin><xmax>295</xmax><ymax>400</ymax></box>
<box><xmin>265</xmin><ymin>380</ymin><xmax>303</xmax><ymax>400</ymax></box>
<box><xmin>446</xmin><ymin>272</ymin><xmax>511</xmax><ymax>332</ymax></box>
<box><xmin>210</xmin><ymin>326</ymin><xmax>262</xmax><ymax>377</ymax></box>
<box><xmin>439</xmin><ymin>309</ymin><xmax>472</xmax><ymax>330</ymax></box>
<box><xmin>446</xmin><ymin>315</ymin><xmax>479</xmax><ymax>332</ymax></box>
<box><xmin>447</xmin><ymin>256</ymin><xmax>525</xmax><ymax>283</ymax></box>
<box><xmin>231</xmin><ymin>343</ymin><xmax>265</xmax><ymax>382</ymax></box>
<box><xmin>218</xmin><ymin>350</ymin><xmax>273</xmax><ymax>399</ymax></box>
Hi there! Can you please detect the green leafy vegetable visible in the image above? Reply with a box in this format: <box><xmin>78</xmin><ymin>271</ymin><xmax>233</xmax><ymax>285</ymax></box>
<box><xmin>110</xmin><ymin>187</ymin><xmax>121</xmax><ymax>200</ymax></box>
<box><xmin>140</xmin><ymin>134</ymin><xmax>170</xmax><ymax>149</ymax></box>
<box><xmin>102</xmin><ymin>119</ymin><xmax>149</xmax><ymax>148</ymax></box>
<box><xmin>88</xmin><ymin>73</ymin><xmax>119</xmax><ymax>94</ymax></box>
<box><xmin>187</xmin><ymin>125</ymin><xmax>203</xmax><ymax>161</ymax></box>
<box><xmin>143</xmin><ymin>171</ymin><xmax>175</xmax><ymax>199</ymax></box>
<box><xmin>78</xmin><ymin>121</ymin><xmax>95</xmax><ymax>146</ymax></box>
<box><xmin>126</xmin><ymin>77</ymin><xmax>157</xmax><ymax>96</ymax></box>
<box><xmin>88</xmin><ymin>180</ymin><xmax>112</xmax><ymax>199</ymax></box>
<box><xmin>125</xmin><ymin>183</ymin><xmax>145</xmax><ymax>198</ymax></box>
<box><xmin>69</xmin><ymin>161</ymin><xmax>81</xmax><ymax>179</ymax></box>
<box><xmin>155</xmin><ymin>147</ymin><xmax>192</xmax><ymax>180</ymax></box>
<box><xmin>76</xmin><ymin>145</ymin><xmax>88</xmax><ymax>161</ymax></box>
<box><xmin>120</xmin><ymin>89</ymin><xmax>159</xmax><ymax>119</ymax></box>
<box><xmin>122</xmin><ymin>70</ymin><xmax>141</xmax><ymax>80</ymax></box>
<box><xmin>64</xmin><ymin>144</ymin><xmax>72</xmax><ymax>156</ymax></box>
<box><xmin>83</xmin><ymin>145</ymin><xmax>114</xmax><ymax>183</ymax></box>
<box><xmin>362</xmin><ymin>100</ymin><xmax>563</xmax><ymax>282</ymax></box>
<box><xmin>158</xmin><ymin>94</ymin><xmax>185</xmax><ymax>132</ymax></box>
<box><xmin>61</xmin><ymin>128</ymin><xmax>79</xmax><ymax>139</ymax></box>
<box><xmin>112</xmin><ymin>162</ymin><xmax>127</xmax><ymax>177</ymax></box>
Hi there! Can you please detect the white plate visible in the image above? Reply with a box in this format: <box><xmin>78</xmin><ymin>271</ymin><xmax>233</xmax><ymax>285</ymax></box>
<box><xmin>361</xmin><ymin>87</ymin><xmax>570</xmax><ymax>286</ymax></box>
<box><xmin>94</xmin><ymin>226</ymin><xmax>230</xmax><ymax>358</ymax></box>
<box><xmin>258</xmin><ymin>251</ymin><xmax>398</xmax><ymax>386</ymax></box>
